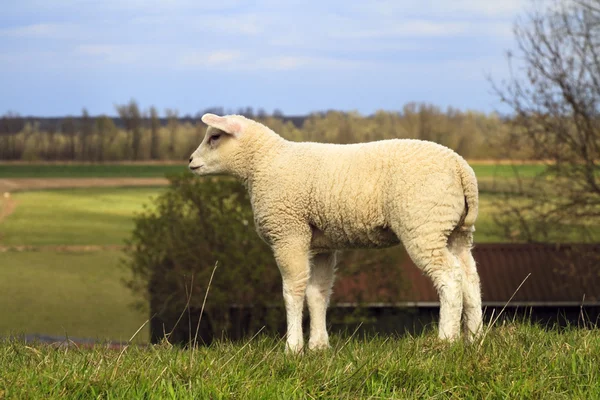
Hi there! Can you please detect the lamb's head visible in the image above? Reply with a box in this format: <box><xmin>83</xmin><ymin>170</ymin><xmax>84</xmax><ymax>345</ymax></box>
<box><xmin>188</xmin><ymin>113</ymin><xmax>251</xmax><ymax>177</ymax></box>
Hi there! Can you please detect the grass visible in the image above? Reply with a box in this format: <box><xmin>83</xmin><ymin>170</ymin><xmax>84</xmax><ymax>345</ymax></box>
<box><xmin>1</xmin><ymin>323</ymin><xmax>599</xmax><ymax>399</ymax></box>
<box><xmin>471</xmin><ymin>164</ymin><xmax>546</xmax><ymax>179</ymax></box>
<box><xmin>0</xmin><ymin>187</ymin><xmax>164</xmax><ymax>246</ymax></box>
<box><xmin>0</xmin><ymin>250</ymin><xmax>148</xmax><ymax>342</ymax></box>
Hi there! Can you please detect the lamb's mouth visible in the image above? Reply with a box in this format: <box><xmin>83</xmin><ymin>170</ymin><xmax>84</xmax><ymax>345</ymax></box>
<box><xmin>189</xmin><ymin>165</ymin><xmax>203</xmax><ymax>171</ymax></box>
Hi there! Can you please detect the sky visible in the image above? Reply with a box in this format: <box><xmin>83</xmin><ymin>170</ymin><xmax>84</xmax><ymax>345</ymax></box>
<box><xmin>0</xmin><ymin>0</ymin><xmax>529</xmax><ymax>117</ymax></box>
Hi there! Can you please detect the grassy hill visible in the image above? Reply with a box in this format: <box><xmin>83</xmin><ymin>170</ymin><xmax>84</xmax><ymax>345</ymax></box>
<box><xmin>2</xmin><ymin>323</ymin><xmax>599</xmax><ymax>399</ymax></box>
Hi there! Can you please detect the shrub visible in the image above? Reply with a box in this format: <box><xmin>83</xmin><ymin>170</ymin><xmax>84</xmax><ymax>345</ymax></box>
<box><xmin>123</xmin><ymin>173</ymin><xmax>282</xmax><ymax>344</ymax></box>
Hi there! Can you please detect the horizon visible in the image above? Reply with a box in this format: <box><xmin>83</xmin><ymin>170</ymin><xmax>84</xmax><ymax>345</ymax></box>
<box><xmin>1</xmin><ymin>0</ymin><xmax>528</xmax><ymax>117</ymax></box>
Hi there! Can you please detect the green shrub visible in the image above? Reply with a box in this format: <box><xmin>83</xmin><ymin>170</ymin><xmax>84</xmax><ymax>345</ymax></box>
<box><xmin>123</xmin><ymin>173</ymin><xmax>282</xmax><ymax>344</ymax></box>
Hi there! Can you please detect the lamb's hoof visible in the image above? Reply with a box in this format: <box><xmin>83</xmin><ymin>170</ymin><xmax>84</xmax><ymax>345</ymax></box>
<box><xmin>438</xmin><ymin>331</ymin><xmax>460</xmax><ymax>343</ymax></box>
<box><xmin>285</xmin><ymin>342</ymin><xmax>304</xmax><ymax>355</ymax></box>
<box><xmin>308</xmin><ymin>340</ymin><xmax>330</xmax><ymax>351</ymax></box>
<box><xmin>463</xmin><ymin>328</ymin><xmax>483</xmax><ymax>344</ymax></box>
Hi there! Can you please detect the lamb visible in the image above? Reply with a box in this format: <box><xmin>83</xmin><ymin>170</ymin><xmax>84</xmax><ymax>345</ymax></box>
<box><xmin>189</xmin><ymin>113</ymin><xmax>483</xmax><ymax>353</ymax></box>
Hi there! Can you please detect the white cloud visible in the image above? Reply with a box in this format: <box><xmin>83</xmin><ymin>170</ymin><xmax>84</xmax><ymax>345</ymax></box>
<box><xmin>131</xmin><ymin>13</ymin><xmax>263</xmax><ymax>36</ymax></box>
<box><xmin>179</xmin><ymin>50</ymin><xmax>243</xmax><ymax>67</ymax></box>
<box><xmin>177</xmin><ymin>51</ymin><xmax>381</xmax><ymax>71</ymax></box>
<box><xmin>353</xmin><ymin>0</ymin><xmax>527</xmax><ymax>18</ymax></box>
<box><xmin>335</xmin><ymin>20</ymin><xmax>468</xmax><ymax>39</ymax></box>
<box><xmin>75</xmin><ymin>45</ymin><xmax>149</xmax><ymax>64</ymax></box>
<box><xmin>0</xmin><ymin>23</ymin><xmax>77</xmax><ymax>38</ymax></box>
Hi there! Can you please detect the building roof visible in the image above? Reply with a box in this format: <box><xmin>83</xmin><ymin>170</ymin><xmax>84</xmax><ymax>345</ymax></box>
<box><xmin>332</xmin><ymin>243</ymin><xmax>600</xmax><ymax>306</ymax></box>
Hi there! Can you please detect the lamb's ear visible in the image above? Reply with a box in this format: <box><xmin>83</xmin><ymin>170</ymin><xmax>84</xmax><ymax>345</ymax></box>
<box><xmin>201</xmin><ymin>114</ymin><xmax>243</xmax><ymax>137</ymax></box>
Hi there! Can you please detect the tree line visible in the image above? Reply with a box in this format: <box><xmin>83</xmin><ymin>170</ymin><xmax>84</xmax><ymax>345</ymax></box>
<box><xmin>0</xmin><ymin>102</ymin><xmax>516</xmax><ymax>162</ymax></box>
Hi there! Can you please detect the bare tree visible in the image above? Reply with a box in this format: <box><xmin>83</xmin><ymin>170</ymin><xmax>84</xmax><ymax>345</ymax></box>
<box><xmin>165</xmin><ymin>108</ymin><xmax>178</xmax><ymax>158</ymax></box>
<box><xmin>116</xmin><ymin>100</ymin><xmax>143</xmax><ymax>160</ymax></box>
<box><xmin>61</xmin><ymin>116</ymin><xmax>77</xmax><ymax>160</ymax></box>
<box><xmin>0</xmin><ymin>112</ymin><xmax>25</xmax><ymax>160</ymax></box>
<box><xmin>149</xmin><ymin>106</ymin><xmax>161</xmax><ymax>160</ymax></box>
<box><xmin>493</xmin><ymin>0</ymin><xmax>600</xmax><ymax>242</ymax></box>
<box><xmin>95</xmin><ymin>115</ymin><xmax>117</xmax><ymax>162</ymax></box>
<box><xmin>80</xmin><ymin>108</ymin><xmax>94</xmax><ymax>161</ymax></box>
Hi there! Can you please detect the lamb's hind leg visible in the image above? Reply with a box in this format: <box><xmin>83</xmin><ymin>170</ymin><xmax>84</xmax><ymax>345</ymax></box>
<box><xmin>306</xmin><ymin>251</ymin><xmax>337</xmax><ymax>350</ymax></box>
<box><xmin>402</xmin><ymin>236</ymin><xmax>464</xmax><ymax>341</ymax></box>
<box><xmin>448</xmin><ymin>229</ymin><xmax>483</xmax><ymax>341</ymax></box>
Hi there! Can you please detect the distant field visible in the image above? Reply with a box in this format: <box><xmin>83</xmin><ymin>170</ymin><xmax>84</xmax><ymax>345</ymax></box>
<box><xmin>0</xmin><ymin>250</ymin><xmax>147</xmax><ymax>342</ymax></box>
<box><xmin>0</xmin><ymin>162</ymin><xmax>545</xmax><ymax>179</ymax></box>
<box><xmin>0</xmin><ymin>187</ymin><xmax>164</xmax><ymax>246</ymax></box>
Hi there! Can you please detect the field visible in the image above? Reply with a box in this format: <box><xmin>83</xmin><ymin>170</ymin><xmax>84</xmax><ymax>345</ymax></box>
<box><xmin>0</xmin><ymin>251</ymin><xmax>147</xmax><ymax>343</ymax></box>
<box><xmin>0</xmin><ymin>187</ymin><xmax>164</xmax><ymax>246</ymax></box>
<box><xmin>1</xmin><ymin>324</ymin><xmax>599</xmax><ymax>398</ymax></box>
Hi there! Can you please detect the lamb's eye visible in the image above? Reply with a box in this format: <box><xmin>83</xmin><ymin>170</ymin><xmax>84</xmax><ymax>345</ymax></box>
<box><xmin>209</xmin><ymin>134</ymin><xmax>221</xmax><ymax>144</ymax></box>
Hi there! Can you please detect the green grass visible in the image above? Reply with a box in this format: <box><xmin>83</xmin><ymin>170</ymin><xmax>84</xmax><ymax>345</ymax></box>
<box><xmin>471</xmin><ymin>164</ymin><xmax>546</xmax><ymax>179</ymax></box>
<box><xmin>0</xmin><ymin>250</ymin><xmax>147</xmax><ymax>342</ymax></box>
<box><xmin>0</xmin><ymin>187</ymin><xmax>164</xmax><ymax>246</ymax></box>
<box><xmin>1</xmin><ymin>324</ymin><xmax>599</xmax><ymax>399</ymax></box>
<box><xmin>0</xmin><ymin>164</ymin><xmax>188</xmax><ymax>178</ymax></box>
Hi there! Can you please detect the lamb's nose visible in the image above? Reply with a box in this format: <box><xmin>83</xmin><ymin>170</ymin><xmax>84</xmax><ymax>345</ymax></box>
<box><xmin>189</xmin><ymin>157</ymin><xmax>193</xmax><ymax>163</ymax></box>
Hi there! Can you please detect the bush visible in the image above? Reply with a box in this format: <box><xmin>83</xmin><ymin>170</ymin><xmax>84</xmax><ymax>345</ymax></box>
<box><xmin>123</xmin><ymin>173</ymin><xmax>282</xmax><ymax>344</ymax></box>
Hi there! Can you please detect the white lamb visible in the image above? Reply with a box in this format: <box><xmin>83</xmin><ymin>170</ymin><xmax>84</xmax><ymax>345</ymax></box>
<box><xmin>189</xmin><ymin>113</ymin><xmax>483</xmax><ymax>353</ymax></box>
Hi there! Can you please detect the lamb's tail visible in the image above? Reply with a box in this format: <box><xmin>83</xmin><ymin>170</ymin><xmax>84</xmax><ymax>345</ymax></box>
<box><xmin>457</xmin><ymin>157</ymin><xmax>479</xmax><ymax>232</ymax></box>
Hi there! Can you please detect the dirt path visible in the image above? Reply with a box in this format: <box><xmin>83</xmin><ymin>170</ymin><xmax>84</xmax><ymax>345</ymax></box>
<box><xmin>0</xmin><ymin>177</ymin><xmax>169</xmax><ymax>194</ymax></box>
<box><xmin>0</xmin><ymin>245</ymin><xmax>126</xmax><ymax>252</ymax></box>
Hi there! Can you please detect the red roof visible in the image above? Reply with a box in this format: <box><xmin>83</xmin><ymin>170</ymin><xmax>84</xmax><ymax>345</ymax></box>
<box><xmin>332</xmin><ymin>244</ymin><xmax>600</xmax><ymax>306</ymax></box>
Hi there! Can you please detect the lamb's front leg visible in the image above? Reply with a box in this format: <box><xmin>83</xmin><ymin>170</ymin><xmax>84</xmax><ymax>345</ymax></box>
<box><xmin>273</xmin><ymin>241</ymin><xmax>311</xmax><ymax>354</ymax></box>
<box><xmin>306</xmin><ymin>251</ymin><xmax>336</xmax><ymax>350</ymax></box>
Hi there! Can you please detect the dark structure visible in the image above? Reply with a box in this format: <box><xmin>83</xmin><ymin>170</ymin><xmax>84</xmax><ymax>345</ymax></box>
<box><xmin>150</xmin><ymin>243</ymin><xmax>600</xmax><ymax>344</ymax></box>
<box><xmin>330</xmin><ymin>243</ymin><xmax>600</xmax><ymax>336</ymax></box>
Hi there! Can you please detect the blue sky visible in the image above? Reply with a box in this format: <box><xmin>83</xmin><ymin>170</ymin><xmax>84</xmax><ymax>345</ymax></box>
<box><xmin>0</xmin><ymin>0</ymin><xmax>527</xmax><ymax>117</ymax></box>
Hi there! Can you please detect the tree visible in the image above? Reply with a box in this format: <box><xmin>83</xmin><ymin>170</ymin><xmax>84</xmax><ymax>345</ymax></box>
<box><xmin>492</xmin><ymin>0</ymin><xmax>600</xmax><ymax>243</ymax></box>
<box><xmin>0</xmin><ymin>112</ymin><xmax>25</xmax><ymax>160</ymax></box>
<box><xmin>95</xmin><ymin>115</ymin><xmax>116</xmax><ymax>162</ymax></box>
<box><xmin>165</xmin><ymin>108</ymin><xmax>178</xmax><ymax>158</ymax></box>
<box><xmin>61</xmin><ymin>116</ymin><xmax>77</xmax><ymax>160</ymax></box>
<box><xmin>149</xmin><ymin>106</ymin><xmax>161</xmax><ymax>160</ymax></box>
<box><xmin>80</xmin><ymin>108</ymin><xmax>94</xmax><ymax>161</ymax></box>
<box><xmin>116</xmin><ymin>100</ymin><xmax>143</xmax><ymax>160</ymax></box>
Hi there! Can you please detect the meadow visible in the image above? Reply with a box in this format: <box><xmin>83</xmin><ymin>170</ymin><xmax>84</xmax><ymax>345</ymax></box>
<box><xmin>1</xmin><ymin>324</ymin><xmax>599</xmax><ymax>399</ymax></box>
